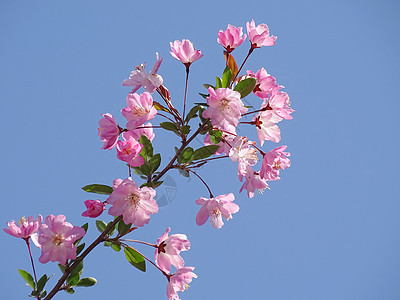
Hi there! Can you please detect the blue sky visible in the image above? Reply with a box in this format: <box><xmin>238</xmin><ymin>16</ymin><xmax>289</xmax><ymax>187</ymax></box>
<box><xmin>1</xmin><ymin>0</ymin><xmax>400</xmax><ymax>299</ymax></box>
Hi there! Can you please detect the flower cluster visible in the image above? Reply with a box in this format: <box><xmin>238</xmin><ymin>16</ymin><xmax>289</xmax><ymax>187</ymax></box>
<box><xmin>5</xmin><ymin>20</ymin><xmax>292</xmax><ymax>300</ymax></box>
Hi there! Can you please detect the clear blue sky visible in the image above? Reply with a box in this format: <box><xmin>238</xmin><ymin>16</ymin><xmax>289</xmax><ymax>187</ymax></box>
<box><xmin>1</xmin><ymin>0</ymin><xmax>400</xmax><ymax>299</ymax></box>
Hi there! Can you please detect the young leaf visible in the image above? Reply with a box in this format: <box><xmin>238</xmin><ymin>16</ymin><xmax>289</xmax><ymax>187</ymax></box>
<box><xmin>18</xmin><ymin>269</ymin><xmax>35</xmax><ymax>289</ymax></box>
<box><xmin>58</xmin><ymin>264</ymin><xmax>66</xmax><ymax>274</ymax></box>
<box><xmin>65</xmin><ymin>288</ymin><xmax>75</xmax><ymax>294</ymax></box>
<box><xmin>181</xmin><ymin>125</ymin><xmax>191</xmax><ymax>135</ymax></box>
<box><xmin>67</xmin><ymin>272</ymin><xmax>80</xmax><ymax>287</ymax></box>
<box><xmin>107</xmin><ymin>221</ymin><xmax>117</xmax><ymax>236</ymax></box>
<box><xmin>76</xmin><ymin>277</ymin><xmax>97</xmax><ymax>287</ymax></box>
<box><xmin>117</xmin><ymin>219</ymin><xmax>132</xmax><ymax>236</ymax></box>
<box><xmin>71</xmin><ymin>261</ymin><xmax>84</xmax><ymax>277</ymax></box>
<box><xmin>141</xmin><ymin>181</ymin><xmax>163</xmax><ymax>189</ymax></box>
<box><xmin>202</xmin><ymin>83</ymin><xmax>215</xmax><ymax>90</ymax></box>
<box><xmin>124</xmin><ymin>247</ymin><xmax>146</xmax><ymax>272</ymax></box>
<box><xmin>159</xmin><ymin>122</ymin><xmax>179</xmax><ymax>136</ymax></box>
<box><xmin>149</xmin><ymin>154</ymin><xmax>161</xmax><ymax>173</ymax></box>
<box><xmin>95</xmin><ymin>220</ymin><xmax>107</xmax><ymax>233</ymax></box>
<box><xmin>178</xmin><ymin>168</ymin><xmax>190</xmax><ymax>177</ymax></box>
<box><xmin>111</xmin><ymin>242</ymin><xmax>122</xmax><ymax>252</ymax></box>
<box><xmin>76</xmin><ymin>243</ymin><xmax>85</xmax><ymax>256</ymax></box>
<box><xmin>153</xmin><ymin>100</ymin><xmax>169</xmax><ymax>112</ymax></box>
<box><xmin>81</xmin><ymin>223</ymin><xmax>88</xmax><ymax>233</ymax></box>
<box><xmin>215</xmin><ymin>76</ymin><xmax>222</xmax><ymax>89</ymax></box>
<box><xmin>139</xmin><ymin>135</ymin><xmax>153</xmax><ymax>159</ymax></box>
<box><xmin>199</xmin><ymin>93</ymin><xmax>208</xmax><ymax>99</ymax></box>
<box><xmin>82</xmin><ymin>184</ymin><xmax>113</xmax><ymax>195</ymax></box>
<box><xmin>234</xmin><ymin>77</ymin><xmax>257</xmax><ymax>98</ymax></box>
<box><xmin>226</xmin><ymin>53</ymin><xmax>238</xmax><ymax>78</ymax></box>
<box><xmin>193</xmin><ymin>145</ymin><xmax>220</xmax><ymax>160</ymax></box>
<box><xmin>36</xmin><ymin>274</ymin><xmax>48</xmax><ymax>293</ymax></box>
<box><xmin>221</xmin><ymin>66</ymin><xmax>232</xmax><ymax>88</ymax></box>
<box><xmin>178</xmin><ymin>147</ymin><xmax>194</xmax><ymax>164</ymax></box>
<box><xmin>209</xmin><ymin>130</ymin><xmax>222</xmax><ymax>144</ymax></box>
<box><xmin>184</xmin><ymin>106</ymin><xmax>199</xmax><ymax>123</ymax></box>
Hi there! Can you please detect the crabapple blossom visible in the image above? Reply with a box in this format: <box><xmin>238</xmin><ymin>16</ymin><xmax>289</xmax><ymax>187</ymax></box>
<box><xmin>240</xmin><ymin>168</ymin><xmax>269</xmax><ymax>198</ymax></box>
<box><xmin>170</xmin><ymin>39</ymin><xmax>203</xmax><ymax>67</ymax></box>
<box><xmin>195</xmin><ymin>193</ymin><xmax>239</xmax><ymax>229</ymax></box>
<box><xmin>202</xmin><ymin>87</ymin><xmax>247</xmax><ymax>133</ymax></box>
<box><xmin>36</xmin><ymin>214</ymin><xmax>85</xmax><ymax>265</ymax></box>
<box><xmin>167</xmin><ymin>267</ymin><xmax>197</xmax><ymax>300</ymax></box>
<box><xmin>116</xmin><ymin>132</ymin><xmax>144</xmax><ymax>167</ymax></box>
<box><xmin>122</xmin><ymin>52</ymin><xmax>163</xmax><ymax>94</ymax></box>
<box><xmin>229</xmin><ymin>136</ymin><xmax>258</xmax><ymax>181</ymax></box>
<box><xmin>126</xmin><ymin>122</ymin><xmax>155</xmax><ymax>141</ymax></box>
<box><xmin>217</xmin><ymin>24</ymin><xmax>246</xmax><ymax>53</ymax></box>
<box><xmin>112</xmin><ymin>178</ymin><xmax>123</xmax><ymax>190</ymax></box>
<box><xmin>247</xmin><ymin>68</ymin><xmax>277</xmax><ymax>99</ymax></box>
<box><xmin>122</xmin><ymin>92</ymin><xmax>157</xmax><ymax>130</ymax></box>
<box><xmin>246</xmin><ymin>19</ymin><xmax>277</xmax><ymax>48</ymax></box>
<box><xmin>98</xmin><ymin>113</ymin><xmax>121</xmax><ymax>150</ymax></box>
<box><xmin>204</xmin><ymin>131</ymin><xmax>235</xmax><ymax>156</ymax></box>
<box><xmin>268</xmin><ymin>90</ymin><xmax>294</xmax><ymax>120</ymax></box>
<box><xmin>81</xmin><ymin>200</ymin><xmax>106</xmax><ymax>218</ymax></box>
<box><xmin>4</xmin><ymin>215</ymin><xmax>42</xmax><ymax>239</ymax></box>
<box><xmin>260</xmin><ymin>145</ymin><xmax>291</xmax><ymax>181</ymax></box>
<box><xmin>253</xmin><ymin>110</ymin><xmax>282</xmax><ymax>146</ymax></box>
<box><xmin>107</xmin><ymin>178</ymin><xmax>158</xmax><ymax>227</ymax></box>
<box><xmin>155</xmin><ymin>227</ymin><xmax>191</xmax><ymax>273</ymax></box>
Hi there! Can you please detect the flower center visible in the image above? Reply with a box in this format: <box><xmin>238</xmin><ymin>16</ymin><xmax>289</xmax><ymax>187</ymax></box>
<box><xmin>19</xmin><ymin>216</ymin><xmax>27</xmax><ymax>225</ymax></box>
<box><xmin>133</xmin><ymin>107</ymin><xmax>148</xmax><ymax>117</ymax></box>
<box><xmin>129</xmin><ymin>192</ymin><xmax>140</xmax><ymax>207</ymax></box>
<box><xmin>219</xmin><ymin>98</ymin><xmax>230</xmax><ymax>111</ymax></box>
<box><xmin>53</xmin><ymin>234</ymin><xmax>63</xmax><ymax>246</ymax></box>
<box><xmin>210</xmin><ymin>207</ymin><xmax>221</xmax><ymax>219</ymax></box>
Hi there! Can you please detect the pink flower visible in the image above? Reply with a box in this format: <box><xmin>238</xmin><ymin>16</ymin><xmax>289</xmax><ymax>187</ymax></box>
<box><xmin>127</xmin><ymin>122</ymin><xmax>155</xmax><ymax>141</ymax></box>
<box><xmin>202</xmin><ymin>87</ymin><xmax>247</xmax><ymax>133</ymax></box>
<box><xmin>268</xmin><ymin>90</ymin><xmax>294</xmax><ymax>120</ymax></box>
<box><xmin>217</xmin><ymin>24</ymin><xmax>246</xmax><ymax>53</ymax></box>
<box><xmin>36</xmin><ymin>215</ymin><xmax>85</xmax><ymax>265</ymax></box>
<box><xmin>246</xmin><ymin>20</ymin><xmax>277</xmax><ymax>48</ymax></box>
<box><xmin>260</xmin><ymin>146</ymin><xmax>291</xmax><ymax>181</ymax></box>
<box><xmin>170</xmin><ymin>39</ymin><xmax>203</xmax><ymax>67</ymax></box>
<box><xmin>81</xmin><ymin>200</ymin><xmax>105</xmax><ymax>218</ymax></box>
<box><xmin>155</xmin><ymin>228</ymin><xmax>191</xmax><ymax>273</ymax></box>
<box><xmin>240</xmin><ymin>169</ymin><xmax>269</xmax><ymax>198</ymax></box>
<box><xmin>116</xmin><ymin>132</ymin><xmax>144</xmax><ymax>167</ymax></box>
<box><xmin>112</xmin><ymin>178</ymin><xmax>123</xmax><ymax>190</ymax></box>
<box><xmin>107</xmin><ymin>178</ymin><xmax>158</xmax><ymax>227</ymax></box>
<box><xmin>122</xmin><ymin>92</ymin><xmax>157</xmax><ymax>130</ymax></box>
<box><xmin>4</xmin><ymin>215</ymin><xmax>42</xmax><ymax>239</ymax></box>
<box><xmin>98</xmin><ymin>113</ymin><xmax>121</xmax><ymax>150</ymax></box>
<box><xmin>247</xmin><ymin>68</ymin><xmax>277</xmax><ymax>99</ymax></box>
<box><xmin>204</xmin><ymin>131</ymin><xmax>235</xmax><ymax>156</ymax></box>
<box><xmin>195</xmin><ymin>193</ymin><xmax>239</xmax><ymax>229</ymax></box>
<box><xmin>167</xmin><ymin>267</ymin><xmax>197</xmax><ymax>300</ymax></box>
<box><xmin>253</xmin><ymin>110</ymin><xmax>281</xmax><ymax>146</ymax></box>
<box><xmin>122</xmin><ymin>52</ymin><xmax>163</xmax><ymax>94</ymax></box>
<box><xmin>229</xmin><ymin>136</ymin><xmax>258</xmax><ymax>181</ymax></box>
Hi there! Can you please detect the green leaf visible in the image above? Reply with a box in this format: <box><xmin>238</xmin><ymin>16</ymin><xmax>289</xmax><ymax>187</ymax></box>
<box><xmin>18</xmin><ymin>269</ymin><xmax>35</xmax><ymax>289</ymax></box>
<box><xmin>36</xmin><ymin>274</ymin><xmax>48</xmax><ymax>293</ymax></box>
<box><xmin>82</xmin><ymin>184</ymin><xmax>113</xmax><ymax>195</ymax></box>
<box><xmin>178</xmin><ymin>168</ymin><xmax>190</xmax><ymax>177</ymax></box>
<box><xmin>184</xmin><ymin>106</ymin><xmax>199</xmax><ymax>123</ymax></box>
<box><xmin>209</xmin><ymin>130</ymin><xmax>222</xmax><ymax>144</ymax></box>
<box><xmin>95</xmin><ymin>220</ymin><xmax>107</xmax><ymax>233</ymax></box>
<box><xmin>30</xmin><ymin>290</ymin><xmax>40</xmax><ymax>297</ymax></box>
<box><xmin>153</xmin><ymin>100</ymin><xmax>169</xmax><ymax>112</ymax></box>
<box><xmin>159</xmin><ymin>122</ymin><xmax>179</xmax><ymax>136</ymax></box>
<box><xmin>76</xmin><ymin>243</ymin><xmax>85</xmax><ymax>256</ymax></box>
<box><xmin>149</xmin><ymin>154</ymin><xmax>161</xmax><ymax>173</ymax></box>
<box><xmin>215</xmin><ymin>76</ymin><xmax>222</xmax><ymax>89</ymax></box>
<box><xmin>139</xmin><ymin>135</ymin><xmax>153</xmax><ymax>159</ymax></box>
<box><xmin>221</xmin><ymin>66</ymin><xmax>232</xmax><ymax>88</ymax></box>
<box><xmin>181</xmin><ymin>125</ymin><xmax>191</xmax><ymax>135</ymax></box>
<box><xmin>178</xmin><ymin>147</ymin><xmax>194</xmax><ymax>164</ymax></box>
<box><xmin>81</xmin><ymin>223</ymin><xmax>88</xmax><ymax>233</ymax></box>
<box><xmin>202</xmin><ymin>83</ymin><xmax>215</xmax><ymax>90</ymax></box>
<box><xmin>117</xmin><ymin>219</ymin><xmax>132</xmax><ymax>236</ymax></box>
<box><xmin>108</xmin><ymin>221</ymin><xmax>117</xmax><ymax>236</ymax></box>
<box><xmin>193</xmin><ymin>145</ymin><xmax>220</xmax><ymax>160</ymax></box>
<box><xmin>71</xmin><ymin>261</ymin><xmax>83</xmax><ymax>277</ymax></box>
<box><xmin>199</xmin><ymin>92</ymin><xmax>208</xmax><ymax>99</ymax></box>
<box><xmin>124</xmin><ymin>247</ymin><xmax>146</xmax><ymax>272</ymax></box>
<box><xmin>103</xmin><ymin>241</ymin><xmax>112</xmax><ymax>247</ymax></box>
<box><xmin>65</xmin><ymin>288</ymin><xmax>75</xmax><ymax>294</ymax></box>
<box><xmin>40</xmin><ymin>290</ymin><xmax>47</xmax><ymax>298</ymax></box>
<box><xmin>76</xmin><ymin>277</ymin><xmax>97</xmax><ymax>287</ymax></box>
<box><xmin>234</xmin><ymin>77</ymin><xmax>257</xmax><ymax>98</ymax></box>
<box><xmin>67</xmin><ymin>272</ymin><xmax>80</xmax><ymax>287</ymax></box>
<box><xmin>111</xmin><ymin>242</ymin><xmax>122</xmax><ymax>252</ymax></box>
<box><xmin>141</xmin><ymin>181</ymin><xmax>163</xmax><ymax>189</ymax></box>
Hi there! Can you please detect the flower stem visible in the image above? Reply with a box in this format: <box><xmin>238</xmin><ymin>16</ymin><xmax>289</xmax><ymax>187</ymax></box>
<box><xmin>186</xmin><ymin>168</ymin><xmax>214</xmax><ymax>198</ymax></box>
<box><xmin>183</xmin><ymin>66</ymin><xmax>190</xmax><ymax>124</ymax></box>
<box><xmin>230</xmin><ymin>48</ymin><xmax>254</xmax><ymax>88</ymax></box>
<box><xmin>24</xmin><ymin>239</ymin><xmax>38</xmax><ymax>287</ymax></box>
<box><xmin>119</xmin><ymin>239</ymin><xmax>157</xmax><ymax>248</ymax></box>
<box><xmin>44</xmin><ymin>216</ymin><xmax>123</xmax><ymax>300</ymax></box>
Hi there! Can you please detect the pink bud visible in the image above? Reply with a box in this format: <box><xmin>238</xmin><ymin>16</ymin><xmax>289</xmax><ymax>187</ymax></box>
<box><xmin>81</xmin><ymin>200</ymin><xmax>106</xmax><ymax>218</ymax></box>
